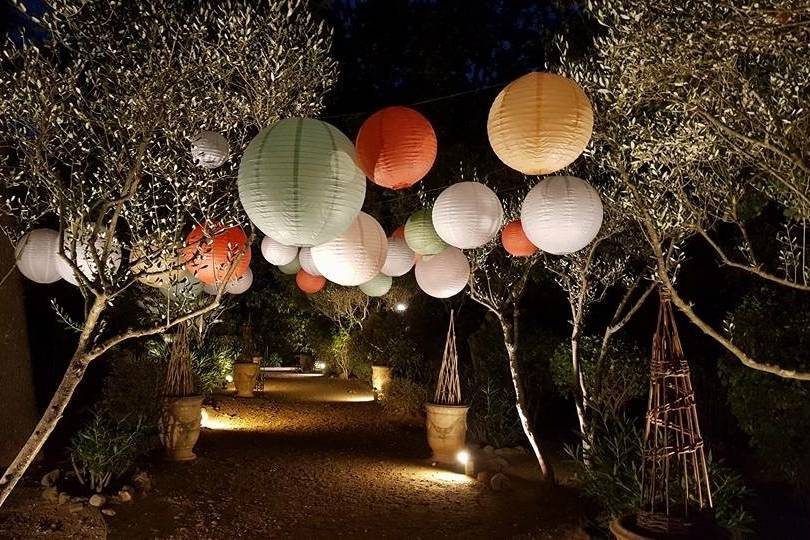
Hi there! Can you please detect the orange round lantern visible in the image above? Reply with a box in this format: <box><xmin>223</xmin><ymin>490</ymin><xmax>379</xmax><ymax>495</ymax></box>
<box><xmin>501</xmin><ymin>220</ymin><xmax>538</xmax><ymax>257</ymax></box>
<box><xmin>391</xmin><ymin>225</ymin><xmax>405</xmax><ymax>239</ymax></box>
<box><xmin>296</xmin><ymin>269</ymin><xmax>326</xmax><ymax>294</ymax></box>
<box><xmin>355</xmin><ymin>106</ymin><xmax>437</xmax><ymax>190</ymax></box>
<box><xmin>183</xmin><ymin>224</ymin><xmax>251</xmax><ymax>285</ymax></box>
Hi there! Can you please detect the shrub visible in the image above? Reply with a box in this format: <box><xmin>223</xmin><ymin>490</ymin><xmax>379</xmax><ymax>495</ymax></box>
<box><xmin>380</xmin><ymin>377</ymin><xmax>428</xmax><ymax>420</ymax></box>
<box><xmin>467</xmin><ymin>378</ymin><xmax>524</xmax><ymax>448</ymax></box>
<box><xmin>192</xmin><ymin>336</ymin><xmax>238</xmax><ymax>395</ymax></box>
<box><xmin>100</xmin><ymin>349</ymin><xmax>163</xmax><ymax>431</ymax></box>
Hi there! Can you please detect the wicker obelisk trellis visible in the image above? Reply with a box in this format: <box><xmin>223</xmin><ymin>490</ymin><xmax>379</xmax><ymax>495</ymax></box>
<box><xmin>638</xmin><ymin>290</ymin><xmax>713</xmax><ymax>534</ymax></box>
<box><xmin>433</xmin><ymin>310</ymin><xmax>462</xmax><ymax>406</ymax></box>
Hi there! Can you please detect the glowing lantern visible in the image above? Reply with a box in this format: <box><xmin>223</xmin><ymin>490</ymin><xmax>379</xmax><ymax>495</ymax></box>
<box><xmin>521</xmin><ymin>176</ymin><xmax>603</xmax><ymax>255</ymax></box>
<box><xmin>260</xmin><ymin>236</ymin><xmax>298</xmax><ymax>266</ymax></box>
<box><xmin>380</xmin><ymin>237</ymin><xmax>416</xmax><ymax>277</ymax></box>
<box><xmin>278</xmin><ymin>257</ymin><xmax>301</xmax><ymax>275</ymax></box>
<box><xmin>311</xmin><ymin>212</ymin><xmax>387</xmax><ymax>287</ymax></box>
<box><xmin>415</xmin><ymin>247</ymin><xmax>470</xmax><ymax>299</ymax></box>
<box><xmin>191</xmin><ymin>130</ymin><xmax>229</xmax><ymax>169</ymax></box>
<box><xmin>15</xmin><ymin>229</ymin><xmax>61</xmax><ymax>284</ymax></box>
<box><xmin>238</xmin><ymin>118</ymin><xmax>366</xmax><ymax>247</ymax></box>
<box><xmin>432</xmin><ymin>182</ymin><xmax>503</xmax><ymax>249</ymax></box>
<box><xmin>360</xmin><ymin>273</ymin><xmax>392</xmax><ymax>297</ymax></box>
<box><xmin>391</xmin><ymin>226</ymin><xmax>405</xmax><ymax>239</ymax></box>
<box><xmin>56</xmin><ymin>229</ymin><xmax>122</xmax><ymax>286</ymax></box>
<box><xmin>183</xmin><ymin>224</ymin><xmax>251</xmax><ymax>285</ymax></box>
<box><xmin>404</xmin><ymin>208</ymin><xmax>446</xmax><ymax>256</ymax></box>
<box><xmin>298</xmin><ymin>247</ymin><xmax>322</xmax><ymax>277</ymax></box>
<box><xmin>296</xmin><ymin>269</ymin><xmax>326</xmax><ymax>294</ymax></box>
<box><xmin>487</xmin><ymin>72</ymin><xmax>593</xmax><ymax>175</ymax></box>
<box><xmin>355</xmin><ymin>106</ymin><xmax>437</xmax><ymax>190</ymax></box>
<box><xmin>501</xmin><ymin>220</ymin><xmax>538</xmax><ymax>257</ymax></box>
<box><xmin>225</xmin><ymin>268</ymin><xmax>253</xmax><ymax>295</ymax></box>
<box><xmin>130</xmin><ymin>239</ymin><xmax>184</xmax><ymax>288</ymax></box>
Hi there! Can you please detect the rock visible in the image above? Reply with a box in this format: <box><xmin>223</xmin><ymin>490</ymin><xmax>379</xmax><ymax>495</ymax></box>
<box><xmin>476</xmin><ymin>471</ymin><xmax>491</xmax><ymax>483</ymax></box>
<box><xmin>68</xmin><ymin>502</ymin><xmax>84</xmax><ymax>513</ymax></box>
<box><xmin>513</xmin><ymin>445</ymin><xmax>528</xmax><ymax>454</ymax></box>
<box><xmin>40</xmin><ymin>468</ymin><xmax>61</xmax><ymax>487</ymax></box>
<box><xmin>494</xmin><ymin>447</ymin><xmax>506</xmax><ymax>456</ymax></box>
<box><xmin>58</xmin><ymin>492</ymin><xmax>71</xmax><ymax>505</ymax></box>
<box><xmin>490</xmin><ymin>472</ymin><xmax>510</xmax><ymax>491</ymax></box>
<box><xmin>102</xmin><ymin>508</ymin><xmax>116</xmax><ymax>517</ymax></box>
<box><xmin>71</xmin><ymin>496</ymin><xmax>88</xmax><ymax>503</ymax></box>
<box><xmin>133</xmin><ymin>471</ymin><xmax>152</xmax><ymax>493</ymax></box>
<box><xmin>118</xmin><ymin>490</ymin><xmax>133</xmax><ymax>503</ymax></box>
<box><xmin>491</xmin><ymin>456</ymin><xmax>510</xmax><ymax>471</ymax></box>
<box><xmin>482</xmin><ymin>445</ymin><xmax>495</xmax><ymax>454</ymax></box>
<box><xmin>121</xmin><ymin>484</ymin><xmax>135</xmax><ymax>494</ymax></box>
<box><xmin>89</xmin><ymin>494</ymin><xmax>106</xmax><ymax>507</ymax></box>
<box><xmin>41</xmin><ymin>486</ymin><xmax>59</xmax><ymax>503</ymax></box>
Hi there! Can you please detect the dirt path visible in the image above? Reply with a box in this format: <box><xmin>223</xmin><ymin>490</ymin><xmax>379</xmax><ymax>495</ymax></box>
<box><xmin>107</xmin><ymin>377</ymin><xmax>581</xmax><ymax>539</ymax></box>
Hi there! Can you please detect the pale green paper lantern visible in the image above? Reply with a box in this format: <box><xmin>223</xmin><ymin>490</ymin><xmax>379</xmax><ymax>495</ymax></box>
<box><xmin>404</xmin><ymin>208</ymin><xmax>447</xmax><ymax>256</ymax></box>
<box><xmin>238</xmin><ymin>118</ymin><xmax>367</xmax><ymax>247</ymax></box>
<box><xmin>359</xmin><ymin>273</ymin><xmax>392</xmax><ymax>297</ymax></box>
<box><xmin>278</xmin><ymin>256</ymin><xmax>301</xmax><ymax>275</ymax></box>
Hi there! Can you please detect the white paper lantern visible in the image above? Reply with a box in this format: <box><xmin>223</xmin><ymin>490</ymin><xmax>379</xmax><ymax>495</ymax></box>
<box><xmin>225</xmin><ymin>268</ymin><xmax>253</xmax><ymax>294</ymax></box>
<box><xmin>311</xmin><ymin>212</ymin><xmax>387</xmax><ymax>287</ymax></box>
<box><xmin>56</xmin><ymin>229</ymin><xmax>122</xmax><ymax>286</ymax></box>
<box><xmin>432</xmin><ymin>182</ymin><xmax>503</xmax><ymax>249</ymax></box>
<box><xmin>260</xmin><ymin>236</ymin><xmax>298</xmax><ymax>266</ymax></box>
<box><xmin>520</xmin><ymin>176</ymin><xmax>603</xmax><ymax>255</ymax></box>
<box><xmin>380</xmin><ymin>237</ymin><xmax>416</xmax><ymax>277</ymax></box>
<box><xmin>277</xmin><ymin>256</ymin><xmax>301</xmax><ymax>275</ymax></box>
<box><xmin>15</xmin><ymin>228</ymin><xmax>61</xmax><ymax>284</ymax></box>
<box><xmin>360</xmin><ymin>273</ymin><xmax>392</xmax><ymax>297</ymax></box>
<box><xmin>298</xmin><ymin>247</ymin><xmax>322</xmax><ymax>277</ymax></box>
<box><xmin>191</xmin><ymin>130</ymin><xmax>229</xmax><ymax>169</ymax></box>
<box><xmin>415</xmin><ymin>247</ymin><xmax>470</xmax><ymax>299</ymax></box>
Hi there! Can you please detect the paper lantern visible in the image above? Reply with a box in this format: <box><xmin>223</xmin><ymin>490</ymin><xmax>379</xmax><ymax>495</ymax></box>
<box><xmin>225</xmin><ymin>268</ymin><xmax>253</xmax><ymax>295</ymax></box>
<box><xmin>432</xmin><ymin>182</ymin><xmax>503</xmax><ymax>249</ymax></box>
<box><xmin>183</xmin><ymin>224</ymin><xmax>251</xmax><ymax>285</ymax></box>
<box><xmin>56</xmin><ymin>229</ymin><xmax>122</xmax><ymax>286</ymax></box>
<box><xmin>278</xmin><ymin>256</ymin><xmax>301</xmax><ymax>275</ymax></box>
<box><xmin>415</xmin><ymin>247</ymin><xmax>470</xmax><ymax>299</ymax></box>
<box><xmin>404</xmin><ymin>208</ymin><xmax>446</xmax><ymax>256</ymax></box>
<box><xmin>487</xmin><ymin>72</ymin><xmax>593</xmax><ymax>175</ymax></box>
<box><xmin>521</xmin><ymin>176</ymin><xmax>603</xmax><ymax>255</ymax></box>
<box><xmin>130</xmin><ymin>240</ymin><xmax>184</xmax><ymax>288</ymax></box>
<box><xmin>296</xmin><ymin>269</ymin><xmax>326</xmax><ymax>294</ymax></box>
<box><xmin>15</xmin><ymin>228</ymin><xmax>61</xmax><ymax>284</ymax></box>
<box><xmin>391</xmin><ymin>226</ymin><xmax>405</xmax><ymax>239</ymax></box>
<box><xmin>298</xmin><ymin>247</ymin><xmax>322</xmax><ymax>277</ymax></box>
<box><xmin>380</xmin><ymin>237</ymin><xmax>416</xmax><ymax>277</ymax></box>
<box><xmin>360</xmin><ymin>273</ymin><xmax>392</xmax><ymax>297</ymax></box>
<box><xmin>355</xmin><ymin>106</ymin><xmax>437</xmax><ymax>189</ymax></box>
<box><xmin>501</xmin><ymin>220</ymin><xmax>538</xmax><ymax>257</ymax></box>
<box><xmin>260</xmin><ymin>236</ymin><xmax>298</xmax><ymax>266</ymax></box>
<box><xmin>238</xmin><ymin>118</ymin><xmax>366</xmax><ymax>247</ymax></box>
<box><xmin>311</xmin><ymin>212</ymin><xmax>387</xmax><ymax>287</ymax></box>
<box><xmin>191</xmin><ymin>130</ymin><xmax>229</xmax><ymax>169</ymax></box>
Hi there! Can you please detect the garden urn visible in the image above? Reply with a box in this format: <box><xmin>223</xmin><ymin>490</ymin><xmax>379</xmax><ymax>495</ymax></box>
<box><xmin>233</xmin><ymin>360</ymin><xmax>260</xmax><ymax>397</ymax></box>
<box><xmin>425</xmin><ymin>403</ymin><xmax>469</xmax><ymax>465</ymax></box>
<box><xmin>159</xmin><ymin>395</ymin><xmax>204</xmax><ymax>461</ymax></box>
<box><xmin>371</xmin><ymin>365</ymin><xmax>392</xmax><ymax>400</ymax></box>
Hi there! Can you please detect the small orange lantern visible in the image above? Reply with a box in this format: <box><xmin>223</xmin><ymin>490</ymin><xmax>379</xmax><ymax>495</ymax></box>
<box><xmin>183</xmin><ymin>224</ymin><xmax>251</xmax><ymax>284</ymax></box>
<box><xmin>391</xmin><ymin>225</ymin><xmax>405</xmax><ymax>239</ymax></box>
<box><xmin>501</xmin><ymin>220</ymin><xmax>538</xmax><ymax>257</ymax></box>
<box><xmin>296</xmin><ymin>269</ymin><xmax>326</xmax><ymax>294</ymax></box>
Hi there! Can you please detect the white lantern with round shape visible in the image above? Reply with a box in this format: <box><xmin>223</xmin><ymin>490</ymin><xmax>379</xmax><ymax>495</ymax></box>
<box><xmin>432</xmin><ymin>181</ymin><xmax>503</xmax><ymax>249</ymax></box>
<box><xmin>380</xmin><ymin>237</ymin><xmax>416</xmax><ymax>277</ymax></box>
<box><xmin>225</xmin><ymin>268</ymin><xmax>253</xmax><ymax>294</ymax></box>
<box><xmin>15</xmin><ymin>228</ymin><xmax>61</xmax><ymax>284</ymax></box>
<box><xmin>520</xmin><ymin>176</ymin><xmax>603</xmax><ymax>255</ymax></box>
<box><xmin>191</xmin><ymin>130</ymin><xmax>229</xmax><ymax>169</ymax></box>
<box><xmin>360</xmin><ymin>273</ymin><xmax>392</xmax><ymax>297</ymax></box>
<box><xmin>56</xmin><ymin>229</ymin><xmax>122</xmax><ymax>286</ymax></box>
<box><xmin>260</xmin><ymin>236</ymin><xmax>298</xmax><ymax>266</ymax></box>
<box><xmin>311</xmin><ymin>212</ymin><xmax>387</xmax><ymax>287</ymax></box>
<box><xmin>277</xmin><ymin>256</ymin><xmax>301</xmax><ymax>275</ymax></box>
<box><xmin>298</xmin><ymin>247</ymin><xmax>322</xmax><ymax>277</ymax></box>
<box><xmin>415</xmin><ymin>247</ymin><xmax>470</xmax><ymax>299</ymax></box>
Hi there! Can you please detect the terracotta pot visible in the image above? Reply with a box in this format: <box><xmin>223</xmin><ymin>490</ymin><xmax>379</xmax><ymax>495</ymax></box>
<box><xmin>371</xmin><ymin>365</ymin><xmax>392</xmax><ymax>400</ymax></box>
<box><xmin>425</xmin><ymin>403</ymin><xmax>469</xmax><ymax>464</ymax></box>
<box><xmin>610</xmin><ymin>513</ymin><xmax>727</xmax><ymax>540</ymax></box>
<box><xmin>233</xmin><ymin>362</ymin><xmax>259</xmax><ymax>397</ymax></box>
<box><xmin>159</xmin><ymin>395</ymin><xmax>203</xmax><ymax>461</ymax></box>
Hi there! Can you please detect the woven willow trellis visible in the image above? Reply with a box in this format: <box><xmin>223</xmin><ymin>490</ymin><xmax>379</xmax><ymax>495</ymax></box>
<box><xmin>163</xmin><ymin>323</ymin><xmax>195</xmax><ymax>397</ymax></box>
<box><xmin>433</xmin><ymin>310</ymin><xmax>462</xmax><ymax>406</ymax></box>
<box><xmin>638</xmin><ymin>290</ymin><xmax>713</xmax><ymax>534</ymax></box>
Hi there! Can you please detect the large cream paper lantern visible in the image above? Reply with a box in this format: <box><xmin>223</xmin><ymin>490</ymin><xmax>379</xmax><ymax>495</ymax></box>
<box><xmin>278</xmin><ymin>256</ymin><xmax>301</xmax><ymax>275</ymax></box>
<box><xmin>260</xmin><ymin>236</ymin><xmax>298</xmax><ymax>266</ymax></box>
<box><xmin>521</xmin><ymin>176</ymin><xmax>603</xmax><ymax>255</ymax></box>
<box><xmin>191</xmin><ymin>130</ymin><xmax>229</xmax><ymax>169</ymax></box>
<box><xmin>56</xmin><ymin>229</ymin><xmax>122</xmax><ymax>286</ymax></box>
<box><xmin>380</xmin><ymin>237</ymin><xmax>416</xmax><ymax>277</ymax></box>
<box><xmin>311</xmin><ymin>212</ymin><xmax>387</xmax><ymax>287</ymax></box>
<box><xmin>360</xmin><ymin>273</ymin><xmax>392</xmax><ymax>297</ymax></box>
<box><xmin>15</xmin><ymin>228</ymin><xmax>61</xmax><ymax>284</ymax></box>
<box><xmin>432</xmin><ymin>182</ymin><xmax>503</xmax><ymax>249</ymax></box>
<box><xmin>415</xmin><ymin>247</ymin><xmax>470</xmax><ymax>299</ymax></box>
<box><xmin>404</xmin><ymin>208</ymin><xmax>446</xmax><ymax>256</ymax></box>
<box><xmin>225</xmin><ymin>268</ymin><xmax>253</xmax><ymax>295</ymax></box>
<box><xmin>130</xmin><ymin>240</ymin><xmax>184</xmax><ymax>288</ymax></box>
<box><xmin>238</xmin><ymin>118</ymin><xmax>366</xmax><ymax>247</ymax></box>
<box><xmin>487</xmin><ymin>72</ymin><xmax>593</xmax><ymax>175</ymax></box>
<box><xmin>298</xmin><ymin>247</ymin><xmax>322</xmax><ymax>277</ymax></box>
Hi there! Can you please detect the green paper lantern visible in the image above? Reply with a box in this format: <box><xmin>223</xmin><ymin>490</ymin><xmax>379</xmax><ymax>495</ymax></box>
<box><xmin>404</xmin><ymin>208</ymin><xmax>447</xmax><ymax>256</ymax></box>
<box><xmin>359</xmin><ymin>273</ymin><xmax>392</xmax><ymax>297</ymax></box>
<box><xmin>278</xmin><ymin>256</ymin><xmax>302</xmax><ymax>275</ymax></box>
<box><xmin>238</xmin><ymin>118</ymin><xmax>367</xmax><ymax>247</ymax></box>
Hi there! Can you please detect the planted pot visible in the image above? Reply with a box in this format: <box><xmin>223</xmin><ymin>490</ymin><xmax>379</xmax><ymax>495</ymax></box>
<box><xmin>425</xmin><ymin>402</ymin><xmax>469</xmax><ymax>465</ymax></box>
<box><xmin>233</xmin><ymin>361</ymin><xmax>259</xmax><ymax>397</ymax></box>
<box><xmin>610</xmin><ymin>512</ymin><xmax>727</xmax><ymax>540</ymax></box>
<box><xmin>159</xmin><ymin>395</ymin><xmax>203</xmax><ymax>461</ymax></box>
<box><xmin>371</xmin><ymin>365</ymin><xmax>392</xmax><ymax>400</ymax></box>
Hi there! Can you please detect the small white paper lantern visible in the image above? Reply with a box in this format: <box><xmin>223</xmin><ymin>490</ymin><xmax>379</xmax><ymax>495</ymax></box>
<box><xmin>56</xmin><ymin>229</ymin><xmax>122</xmax><ymax>286</ymax></box>
<box><xmin>311</xmin><ymin>212</ymin><xmax>387</xmax><ymax>287</ymax></box>
<box><xmin>360</xmin><ymin>273</ymin><xmax>392</xmax><ymax>297</ymax></box>
<box><xmin>415</xmin><ymin>246</ymin><xmax>470</xmax><ymax>299</ymax></box>
<box><xmin>260</xmin><ymin>236</ymin><xmax>298</xmax><ymax>266</ymax></box>
<box><xmin>298</xmin><ymin>247</ymin><xmax>322</xmax><ymax>277</ymax></box>
<box><xmin>15</xmin><ymin>228</ymin><xmax>61</xmax><ymax>284</ymax></box>
<box><xmin>191</xmin><ymin>130</ymin><xmax>229</xmax><ymax>169</ymax></box>
<box><xmin>432</xmin><ymin>182</ymin><xmax>503</xmax><ymax>249</ymax></box>
<box><xmin>225</xmin><ymin>268</ymin><xmax>253</xmax><ymax>294</ymax></box>
<box><xmin>380</xmin><ymin>237</ymin><xmax>416</xmax><ymax>277</ymax></box>
<box><xmin>520</xmin><ymin>176</ymin><xmax>603</xmax><ymax>255</ymax></box>
<box><xmin>277</xmin><ymin>256</ymin><xmax>301</xmax><ymax>275</ymax></box>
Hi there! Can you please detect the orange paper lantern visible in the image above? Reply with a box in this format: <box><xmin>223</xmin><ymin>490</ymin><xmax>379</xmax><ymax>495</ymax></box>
<box><xmin>391</xmin><ymin>225</ymin><xmax>405</xmax><ymax>239</ymax></box>
<box><xmin>296</xmin><ymin>269</ymin><xmax>326</xmax><ymax>294</ymax></box>
<box><xmin>501</xmin><ymin>220</ymin><xmax>538</xmax><ymax>257</ymax></box>
<box><xmin>355</xmin><ymin>106</ymin><xmax>437</xmax><ymax>190</ymax></box>
<box><xmin>183</xmin><ymin>224</ymin><xmax>251</xmax><ymax>285</ymax></box>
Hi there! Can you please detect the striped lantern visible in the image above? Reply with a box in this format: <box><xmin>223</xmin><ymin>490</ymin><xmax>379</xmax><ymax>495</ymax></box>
<box><xmin>311</xmin><ymin>212</ymin><xmax>387</xmax><ymax>287</ymax></box>
<box><xmin>191</xmin><ymin>130</ymin><xmax>229</xmax><ymax>169</ymax></box>
<box><xmin>414</xmin><ymin>247</ymin><xmax>470</xmax><ymax>299</ymax></box>
<box><xmin>260</xmin><ymin>236</ymin><xmax>298</xmax><ymax>266</ymax></box>
<box><xmin>432</xmin><ymin>182</ymin><xmax>503</xmax><ymax>249</ymax></box>
<box><xmin>238</xmin><ymin>118</ymin><xmax>366</xmax><ymax>247</ymax></box>
<box><xmin>225</xmin><ymin>268</ymin><xmax>253</xmax><ymax>294</ymax></box>
<box><xmin>278</xmin><ymin>256</ymin><xmax>301</xmax><ymax>275</ymax></box>
<box><xmin>183</xmin><ymin>224</ymin><xmax>251</xmax><ymax>285</ymax></box>
<box><xmin>380</xmin><ymin>237</ymin><xmax>416</xmax><ymax>277</ymax></box>
<box><xmin>296</xmin><ymin>270</ymin><xmax>326</xmax><ymax>294</ymax></box>
<box><xmin>360</xmin><ymin>273</ymin><xmax>392</xmax><ymax>297</ymax></box>
<box><xmin>501</xmin><ymin>220</ymin><xmax>538</xmax><ymax>257</ymax></box>
<box><xmin>298</xmin><ymin>247</ymin><xmax>322</xmax><ymax>277</ymax></box>
<box><xmin>404</xmin><ymin>208</ymin><xmax>446</xmax><ymax>256</ymax></box>
<box><xmin>15</xmin><ymin>228</ymin><xmax>61</xmax><ymax>284</ymax></box>
<box><xmin>56</xmin><ymin>228</ymin><xmax>122</xmax><ymax>286</ymax></box>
